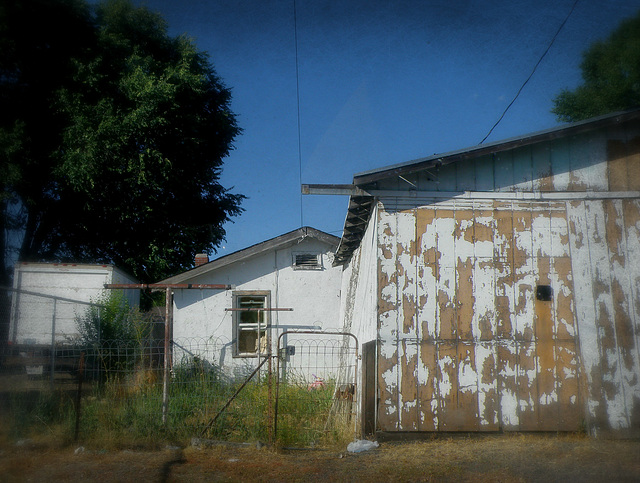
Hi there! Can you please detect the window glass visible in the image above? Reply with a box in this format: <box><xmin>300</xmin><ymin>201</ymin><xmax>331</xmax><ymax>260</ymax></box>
<box><xmin>233</xmin><ymin>292</ymin><xmax>269</xmax><ymax>356</ymax></box>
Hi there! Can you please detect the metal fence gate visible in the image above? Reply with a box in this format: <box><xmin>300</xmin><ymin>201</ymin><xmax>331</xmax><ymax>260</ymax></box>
<box><xmin>274</xmin><ymin>331</ymin><xmax>358</xmax><ymax>447</ymax></box>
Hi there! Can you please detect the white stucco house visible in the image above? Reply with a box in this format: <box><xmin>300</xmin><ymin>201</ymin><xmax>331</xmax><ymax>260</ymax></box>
<box><xmin>159</xmin><ymin>227</ymin><xmax>344</xmax><ymax>379</ymax></box>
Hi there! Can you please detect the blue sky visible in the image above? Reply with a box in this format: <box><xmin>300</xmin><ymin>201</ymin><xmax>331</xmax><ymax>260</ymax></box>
<box><xmin>135</xmin><ymin>0</ymin><xmax>640</xmax><ymax>259</ymax></box>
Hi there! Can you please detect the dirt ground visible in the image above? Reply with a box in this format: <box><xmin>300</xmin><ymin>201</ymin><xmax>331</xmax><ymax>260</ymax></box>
<box><xmin>0</xmin><ymin>434</ymin><xmax>639</xmax><ymax>482</ymax></box>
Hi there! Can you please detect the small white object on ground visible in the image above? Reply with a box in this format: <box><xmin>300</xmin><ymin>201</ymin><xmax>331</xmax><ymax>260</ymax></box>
<box><xmin>74</xmin><ymin>447</ymin><xmax>85</xmax><ymax>455</ymax></box>
<box><xmin>347</xmin><ymin>440</ymin><xmax>379</xmax><ymax>453</ymax></box>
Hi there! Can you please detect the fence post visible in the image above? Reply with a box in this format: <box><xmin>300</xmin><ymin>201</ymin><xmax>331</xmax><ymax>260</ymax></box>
<box><xmin>75</xmin><ymin>352</ymin><xmax>85</xmax><ymax>441</ymax></box>
<box><xmin>162</xmin><ymin>287</ymin><xmax>171</xmax><ymax>424</ymax></box>
<box><xmin>50</xmin><ymin>298</ymin><xmax>57</xmax><ymax>389</ymax></box>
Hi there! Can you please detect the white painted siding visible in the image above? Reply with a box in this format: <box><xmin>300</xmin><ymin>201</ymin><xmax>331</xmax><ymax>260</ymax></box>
<box><xmin>9</xmin><ymin>263</ymin><xmax>139</xmax><ymax>345</ymax></box>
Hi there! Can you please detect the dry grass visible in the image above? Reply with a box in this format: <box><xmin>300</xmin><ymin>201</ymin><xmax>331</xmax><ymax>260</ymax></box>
<box><xmin>0</xmin><ymin>433</ymin><xmax>638</xmax><ymax>482</ymax></box>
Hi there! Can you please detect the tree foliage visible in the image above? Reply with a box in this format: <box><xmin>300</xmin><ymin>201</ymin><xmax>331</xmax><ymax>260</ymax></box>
<box><xmin>0</xmin><ymin>0</ymin><xmax>243</xmax><ymax>285</ymax></box>
<box><xmin>552</xmin><ymin>11</ymin><xmax>640</xmax><ymax>122</ymax></box>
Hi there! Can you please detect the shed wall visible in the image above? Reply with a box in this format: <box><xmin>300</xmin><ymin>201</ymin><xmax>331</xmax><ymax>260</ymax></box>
<box><xmin>372</xmin><ymin>127</ymin><xmax>640</xmax><ymax>435</ymax></box>
<box><xmin>9</xmin><ymin>264</ymin><xmax>139</xmax><ymax>345</ymax></box>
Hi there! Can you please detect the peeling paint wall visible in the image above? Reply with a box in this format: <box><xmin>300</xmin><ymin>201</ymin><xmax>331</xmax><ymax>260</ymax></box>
<box><xmin>368</xmin><ymin>126</ymin><xmax>640</xmax><ymax>435</ymax></box>
<box><xmin>339</xmin><ymin>203</ymin><xmax>379</xmax><ymax>344</ymax></box>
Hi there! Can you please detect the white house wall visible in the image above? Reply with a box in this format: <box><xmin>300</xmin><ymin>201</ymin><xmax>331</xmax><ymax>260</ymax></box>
<box><xmin>171</xmin><ymin>238</ymin><xmax>343</xmax><ymax>380</ymax></box>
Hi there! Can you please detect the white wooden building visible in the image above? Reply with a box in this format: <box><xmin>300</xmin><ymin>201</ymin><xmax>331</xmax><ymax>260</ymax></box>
<box><xmin>325</xmin><ymin>110</ymin><xmax>640</xmax><ymax>437</ymax></box>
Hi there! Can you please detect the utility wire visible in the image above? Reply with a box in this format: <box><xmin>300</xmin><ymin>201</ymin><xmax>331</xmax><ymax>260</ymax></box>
<box><xmin>479</xmin><ymin>0</ymin><xmax>579</xmax><ymax>144</ymax></box>
<box><xmin>294</xmin><ymin>0</ymin><xmax>304</xmax><ymax>227</ymax></box>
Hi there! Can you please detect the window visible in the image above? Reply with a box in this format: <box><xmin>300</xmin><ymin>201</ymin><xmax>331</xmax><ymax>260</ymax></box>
<box><xmin>232</xmin><ymin>291</ymin><xmax>270</xmax><ymax>357</ymax></box>
<box><xmin>292</xmin><ymin>252</ymin><xmax>322</xmax><ymax>270</ymax></box>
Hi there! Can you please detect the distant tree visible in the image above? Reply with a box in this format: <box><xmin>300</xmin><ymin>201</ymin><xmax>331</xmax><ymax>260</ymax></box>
<box><xmin>0</xmin><ymin>0</ymin><xmax>243</xmax><ymax>291</ymax></box>
<box><xmin>552</xmin><ymin>11</ymin><xmax>640</xmax><ymax>122</ymax></box>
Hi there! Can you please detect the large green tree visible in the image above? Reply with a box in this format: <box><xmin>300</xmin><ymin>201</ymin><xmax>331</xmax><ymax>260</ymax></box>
<box><xmin>0</xmin><ymin>0</ymin><xmax>243</xmax><ymax>287</ymax></box>
<box><xmin>552</xmin><ymin>11</ymin><xmax>640</xmax><ymax>122</ymax></box>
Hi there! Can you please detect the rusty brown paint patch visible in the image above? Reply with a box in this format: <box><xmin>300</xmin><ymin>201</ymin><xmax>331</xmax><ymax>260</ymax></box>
<box><xmin>381</xmin><ymin>243</ymin><xmax>394</xmax><ymax>260</ymax></box>
<box><xmin>623</xmin><ymin>200</ymin><xmax>640</xmax><ymax>319</ymax></box>
<box><xmin>457</xmin><ymin>343</ymin><xmax>480</xmax><ymax>431</ymax></box>
<box><xmin>474</xmin><ymin>209</ymin><xmax>493</xmax><ymax>243</ymax></box>
<box><xmin>377</xmin><ymin>271</ymin><xmax>397</xmax><ymax>316</ymax></box>
<box><xmin>479</xmin><ymin>348</ymin><xmax>500</xmax><ymax>430</ymax></box>
<box><xmin>438</xmin><ymin>267</ymin><xmax>456</xmax><ymax>340</ymax></box>
<box><xmin>476</xmin><ymin>260</ymin><xmax>495</xmax><ymax>341</ymax></box>
<box><xmin>493</xmin><ymin>201</ymin><xmax>514</xmax><ymax>261</ymax></box>
<box><xmin>437</xmin><ymin>342</ymin><xmax>459</xmax><ymax>431</ymax></box>
<box><xmin>495</xmin><ymin>260</ymin><xmax>514</xmax><ymax>339</ymax></box>
<box><xmin>402</xmin><ymin>293</ymin><xmax>416</xmax><ymax>334</ymax></box>
<box><xmin>611</xmin><ymin>277</ymin><xmax>635</xmax><ymax>371</ymax></box>
<box><xmin>517</xmin><ymin>342</ymin><xmax>539</xmax><ymax>431</ymax></box>
<box><xmin>418</xmin><ymin>341</ymin><xmax>438</xmax><ymax>431</ymax></box>
<box><xmin>400</xmin><ymin>340</ymin><xmax>419</xmax><ymax>429</ymax></box>
<box><xmin>604</xmin><ymin>200</ymin><xmax>624</xmax><ymax>267</ymax></box>
<box><xmin>377</xmin><ymin>348</ymin><xmax>400</xmax><ymax>431</ymax></box>
<box><xmin>554</xmin><ymin>258</ymin><xmax>575</xmax><ymax>340</ymax></box>
<box><xmin>556</xmin><ymin>342</ymin><xmax>582</xmax><ymax>430</ymax></box>
<box><xmin>455</xmin><ymin>209</ymin><xmax>475</xmax><ymax>244</ymax></box>
<box><xmin>456</xmin><ymin>259</ymin><xmax>474</xmax><ymax>340</ymax></box>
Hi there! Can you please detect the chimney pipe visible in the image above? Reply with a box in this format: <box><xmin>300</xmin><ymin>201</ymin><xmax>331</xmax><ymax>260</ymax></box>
<box><xmin>195</xmin><ymin>253</ymin><xmax>209</xmax><ymax>267</ymax></box>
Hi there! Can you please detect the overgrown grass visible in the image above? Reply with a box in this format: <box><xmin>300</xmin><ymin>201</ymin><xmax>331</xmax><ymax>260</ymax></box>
<box><xmin>0</xmin><ymin>362</ymin><xmax>355</xmax><ymax>450</ymax></box>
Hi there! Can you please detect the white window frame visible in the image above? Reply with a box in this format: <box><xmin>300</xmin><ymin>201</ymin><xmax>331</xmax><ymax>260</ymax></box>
<box><xmin>232</xmin><ymin>290</ymin><xmax>270</xmax><ymax>358</ymax></box>
<box><xmin>292</xmin><ymin>252</ymin><xmax>322</xmax><ymax>270</ymax></box>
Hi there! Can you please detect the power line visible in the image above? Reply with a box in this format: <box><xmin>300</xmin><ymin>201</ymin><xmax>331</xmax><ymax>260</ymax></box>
<box><xmin>479</xmin><ymin>0</ymin><xmax>579</xmax><ymax>144</ymax></box>
<box><xmin>294</xmin><ymin>0</ymin><xmax>303</xmax><ymax>227</ymax></box>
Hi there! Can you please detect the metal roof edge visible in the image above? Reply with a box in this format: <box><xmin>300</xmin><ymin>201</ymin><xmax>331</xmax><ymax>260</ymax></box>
<box><xmin>353</xmin><ymin>109</ymin><xmax>640</xmax><ymax>185</ymax></box>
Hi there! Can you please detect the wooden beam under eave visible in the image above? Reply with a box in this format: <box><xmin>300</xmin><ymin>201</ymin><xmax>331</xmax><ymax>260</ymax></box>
<box><xmin>301</xmin><ymin>184</ymin><xmax>371</xmax><ymax>196</ymax></box>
